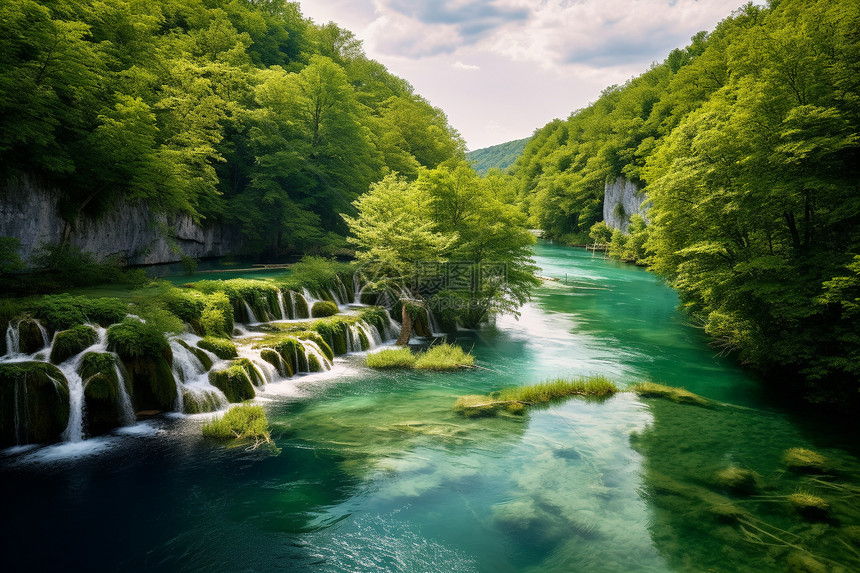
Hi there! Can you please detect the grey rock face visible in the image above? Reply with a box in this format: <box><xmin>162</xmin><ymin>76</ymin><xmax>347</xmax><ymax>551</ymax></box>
<box><xmin>0</xmin><ymin>175</ymin><xmax>243</xmax><ymax>266</ymax></box>
<box><xmin>603</xmin><ymin>177</ymin><xmax>649</xmax><ymax>232</ymax></box>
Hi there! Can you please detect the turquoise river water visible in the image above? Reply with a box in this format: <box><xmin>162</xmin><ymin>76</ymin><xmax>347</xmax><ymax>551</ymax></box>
<box><xmin>2</xmin><ymin>242</ymin><xmax>859</xmax><ymax>572</ymax></box>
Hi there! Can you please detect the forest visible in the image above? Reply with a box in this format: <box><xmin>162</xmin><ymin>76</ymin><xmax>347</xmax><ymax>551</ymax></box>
<box><xmin>0</xmin><ymin>0</ymin><xmax>466</xmax><ymax>255</ymax></box>
<box><xmin>506</xmin><ymin>0</ymin><xmax>860</xmax><ymax>405</ymax></box>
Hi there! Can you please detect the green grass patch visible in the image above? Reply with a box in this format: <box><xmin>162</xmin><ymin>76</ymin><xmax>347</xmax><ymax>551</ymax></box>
<box><xmin>366</xmin><ymin>347</ymin><xmax>417</xmax><ymax>368</ymax></box>
<box><xmin>202</xmin><ymin>404</ymin><xmax>271</xmax><ymax>445</ymax></box>
<box><xmin>414</xmin><ymin>343</ymin><xmax>475</xmax><ymax>370</ymax></box>
<box><xmin>454</xmin><ymin>376</ymin><xmax>618</xmax><ymax>417</ymax></box>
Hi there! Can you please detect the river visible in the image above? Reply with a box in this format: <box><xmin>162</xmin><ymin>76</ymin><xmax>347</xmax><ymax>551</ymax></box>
<box><xmin>2</xmin><ymin>242</ymin><xmax>858</xmax><ymax>572</ymax></box>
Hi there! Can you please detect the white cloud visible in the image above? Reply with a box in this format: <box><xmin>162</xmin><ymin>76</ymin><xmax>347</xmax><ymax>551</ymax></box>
<box><xmin>452</xmin><ymin>61</ymin><xmax>480</xmax><ymax>70</ymax></box>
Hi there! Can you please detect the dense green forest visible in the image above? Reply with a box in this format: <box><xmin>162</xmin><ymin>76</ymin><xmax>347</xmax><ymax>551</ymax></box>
<box><xmin>466</xmin><ymin>137</ymin><xmax>530</xmax><ymax>176</ymax></box>
<box><xmin>0</xmin><ymin>0</ymin><xmax>465</xmax><ymax>255</ymax></box>
<box><xmin>506</xmin><ymin>0</ymin><xmax>860</xmax><ymax>405</ymax></box>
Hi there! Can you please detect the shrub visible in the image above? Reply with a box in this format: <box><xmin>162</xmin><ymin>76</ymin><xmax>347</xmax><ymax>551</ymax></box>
<box><xmin>197</xmin><ymin>337</ymin><xmax>238</xmax><ymax>359</ymax></box>
<box><xmin>366</xmin><ymin>347</ymin><xmax>416</xmax><ymax>368</ymax></box>
<box><xmin>202</xmin><ymin>404</ymin><xmax>271</xmax><ymax>443</ymax></box>
<box><xmin>202</xmin><ymin>292</ymin><xmax>233</xmax><ymax>334</ymax></box>
<box><xmin>414</xmin><ymin>343</ymin><xmax>475</xmax><ymax>370</ymax></box>
<box><xmin>278</xmin><ymin>256</ymin><xmax>353</xmax><ymax>293</ymax></box>
<box><xmin>589</xmin><ymin>221</ymin><xmax>613</xmax><ymax>244</ymax></box>
<box><xmin>162</xmin><ymin>288</ymin><xmax>205</xmax><ymax>324</ymax></box>
<box><xmin>311</xmin><ymin>301</ymin><xmax>338</xmax><ymax>318</ymax></box>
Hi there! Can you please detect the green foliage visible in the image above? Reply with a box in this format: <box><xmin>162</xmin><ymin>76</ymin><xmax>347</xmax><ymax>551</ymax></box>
<box><xmin>0</xmin><ymin>0</ymin><xmax>463</xmax><ymax>258</ymax></box>
<box><xmin>202</xmin><ymin>404</ymin><xmax>270</xmax><ymax>443</ymax></box>
<box><xmin>80</xmin><ymin>352</ymin><xmax>119</xmax><ymax>400</ymax></box>
<box><xmin>589</xmin><ymin>221</ymin><xmax>613</xmax><ymax>244</ymax></box>
<box><xmin>279</xmin><ymin>256</ymin><xmax>354</xmax><ymax>293</ymax></box>
<box><xmin>359</xmin><ymin>307</ymin><xmax>388</xmax><ymax>339</ymax></box>
<box><xmin>30</xmin><ymin>244</ymin><xmax>146</xmax><ymax>289</ymax></box>
<box><xmin>32</xmin><ymin>294</ymin><xmax>126</xmax><ymax>332</ymax></box>
<box><xmin>466</xmin><ymin>137</ymin><xmax>531</xmax><ymax>175</ymax></box>
<box><xmin>366</xmin><ymin>347</ymin><xmax>416</xmax><ymax>369</ymax></box>
<box><xmin>414</xmin><ymin>343</ymin><xmax>475</xmax><ymax>370</ymax></box>
<box><xmin>197</xmin><ymin>337</ymin><xmax>238</xmax><ymax>360</ymax></box>
<box><xmin>49</xmin><ymin>325</ymin><xmax>97</xmax><ymax>364</ymax></box>
<box><xmin>311</xmin><ymin>301</ymin><xmax>338</xmax><ymax>318</ymax></box>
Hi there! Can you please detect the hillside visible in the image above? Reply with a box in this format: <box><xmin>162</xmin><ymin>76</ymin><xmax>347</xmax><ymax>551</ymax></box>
<box><xmin>466</xmin><ymin>137</ymin><xmax>530</xmax><ymax>175</ymax></box>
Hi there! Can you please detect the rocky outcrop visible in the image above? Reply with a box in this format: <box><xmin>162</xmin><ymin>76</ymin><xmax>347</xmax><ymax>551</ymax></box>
<box><xmin>603</xmin><ymin>177</ymin><xmax>649</xmax><ymax>232</ymax></box>
<box><xmin>0</xmin><ymin>175</ymin><xmax>243</xmax><ymax>266</ymax></box>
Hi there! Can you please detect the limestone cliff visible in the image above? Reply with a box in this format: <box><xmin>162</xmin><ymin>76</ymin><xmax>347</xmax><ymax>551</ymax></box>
<box><xmin>0</xmin><ymin>175</ymin><xmax>243</xmax><ymax>266</ymax></box>
<box><xmin>603</xmin><ymin>177</ymin><xmax>649</xmax><ymax>232</ymax></box>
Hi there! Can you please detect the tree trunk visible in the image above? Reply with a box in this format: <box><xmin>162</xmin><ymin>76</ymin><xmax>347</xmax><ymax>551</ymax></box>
<box><xmin>395</xmin><ymin>304</ymin><xmax>412</xmax><ymax>346</ymax></box>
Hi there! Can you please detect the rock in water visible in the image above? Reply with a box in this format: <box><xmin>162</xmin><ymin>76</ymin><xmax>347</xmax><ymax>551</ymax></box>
<box><xmin>0</xmin><ymin>362</ymin><xmax>70</xmax><ymax>447</ymax></box>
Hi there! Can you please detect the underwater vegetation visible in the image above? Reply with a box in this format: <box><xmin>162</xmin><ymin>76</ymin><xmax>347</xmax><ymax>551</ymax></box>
<box><xmin>454</xmin><ymin>376</ymin><xmax>618</xmax><ymax>417</ymax></box>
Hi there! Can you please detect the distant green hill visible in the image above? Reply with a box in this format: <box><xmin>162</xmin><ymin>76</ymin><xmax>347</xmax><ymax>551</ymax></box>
<box><xmin>466</xmin><ymin>137</ymin><xmax>530</xmax><ymax>175</ymax></box>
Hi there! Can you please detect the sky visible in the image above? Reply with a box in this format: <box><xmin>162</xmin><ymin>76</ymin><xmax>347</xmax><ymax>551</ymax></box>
<box><xmin>297</xmin><ymin>0</ymin><xmax>748</xmax><ymax>151</ymax></box>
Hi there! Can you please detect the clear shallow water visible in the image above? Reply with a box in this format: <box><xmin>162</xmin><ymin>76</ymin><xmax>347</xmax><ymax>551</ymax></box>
<box><xmin>2</xmin><ymin>243</ymin><xmax>858</xmax><ymax>572</ymax></box>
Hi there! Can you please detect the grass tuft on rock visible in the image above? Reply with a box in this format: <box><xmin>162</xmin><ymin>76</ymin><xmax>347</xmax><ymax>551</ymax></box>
<box><xmin>202</xmin><ymin>404</ymin><xmax>271</xmax><ymax>445</ymax></box>
<box><xmin>414</xmin><ymin>343</ymin><xmax>475</xmax><ymax>370</ymax></box>
<box><xmin>50</xmin><ymin>324</ymin><xmax>98</xmax><ymax>364</ymax></box>
<box><xmin>366</xmin><ymin>347</ymin><xmax>417</xmax><ymax>368</ymax></box>
<box><xmin>787</xmin><ymin>491</ymin><xmax>831</xmax><ymax>520</ymax></box>
<box><xmin>630</xmin><ymin>381</ymin><xmax>712</xmax><ymax>407</ymax></box>
<box><xmin>454</xmin><ymin>376</ymin><xmax>618</xmax><ymax>417</ymax></box>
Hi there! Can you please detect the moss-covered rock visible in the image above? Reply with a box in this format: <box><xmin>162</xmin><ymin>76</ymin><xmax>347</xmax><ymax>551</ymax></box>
<box><xmin>294</xmin><ymin>292</ymin><xmax>310</xmax><ymax>319</ymax></box>
<box><xmin>630</xmin><ymin>382</ymin><xmax>713</xmax><ymax>407</ymax></box>
<box><xmin>50</xmin><ymin>325</ymin><xmax>97</xmax><ymax>364</ymax></box>
<box><xmin>80</xmin><ymin>352</ymin><xmax>127</xmax><ymax>435</ymax></box>
<box><xmin>197</xmin><ymin>336</ymin><xmax>238</xmax><ymax>360</ymax></box>
<box><xmin>17</xmin><ymin>318</ymin><xmax>48</xmax><ymax>354</ymax></box>
<box><xmin>357</xmin><ymin>327</ymin><xmax>370</xmax><ymax>351</ymax></box>
<box><xmin>273</xmin><ymin>338</ymin><xmax>307</xmax><ymax>374</ymax></box>
<box><xmin>176</xmin><ymin>339</ymin><xmax>212</xmax><ymax>371</ymax></box>
<box><xmin>311</xmin><ymin>301</ymin><xmax>338</xmax><ymax>318</ymax></box>
<box><xmin>234</xmin><ymin>358</ymin><xmax>265</xmax><ymax>387</ymax></box>
<box><xmin>209</xmin><ymin>365</ymin><xmax>255</xmax><ymax>403</ymax></box>
<box><xmin>308</xmin><ymin>353</ymin><xmax>322</xmax><ymax>372</ymax></box>
<box><xmin>783</xmin><ymin>448</ymin><xmax>830</xmax><ymax>474</ymax></box>
<box><xmin>107</xmin><ymin>320</ymin><xmax>177</xmax><ymax>413</ymax></box>
<box><xmin>0</xmin><ymin>362</ymin><xmax>70</xmax><ymax>447</ymax></box>
<box><xmin>260</xmin><ymin>348</ymin><xmax>293</xmax><ymax>378</ymax></box>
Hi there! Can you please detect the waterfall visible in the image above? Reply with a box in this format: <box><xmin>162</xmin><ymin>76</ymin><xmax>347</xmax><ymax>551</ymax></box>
<box><xmin>329</xmin><ymin>288</ymin><xmax>342</xmax><ymax>306</ymax></box>
<box><xmin>169</xmin><ymin>340</ymin><xmax>208</xmax><ymax>384</ymax></box>
<box><xmin>334</xmin><ymin>275</ymin><xmax>351</xmax><ymax>304</ymax></box>
<box><xmin>299</xmin><ymin>339</ymin><xmax>332</xmax><ymax>371</ymax></box>
<box><xmin>353</xmin><ymin>273</ymin><xmax>363</xmax><ymax>303</ymax></box>
<box><xmin>302</xmin><ymin>288</ymin><xmax>317</xmax><ymax>304</ymax></box>
<box><xmin>243</xmin><ymin>301</ymin><xmax>258</xmax><ymax>324</ymax></box>
<box><xmin>59</xmin><ymin>326</ymin><xmax>108</xmax><ymax>442</ymax></box>
<box><xmin>357</xmin><ymin>320</ymin><xmax>382</xmax><ymax>348</ymax></box>
<box><xmin>113</xmin><ymin>364</ymin><xmax>135</xmax><ymax>425</ymax></box>
<box><xmin>289</xmin><ymin>291</ymin><xmax>297</xmax><ymax>318</ymax></box>
<box><xmin>5</xmin><ymin>321</ymin><xmax>19</xmax><ymax>356</ymax></box>
<box><xmin>427</xmin><ymin>310</ymin><xmax>444</xmax><ymax>336</ymax></box>
<box><xmin>36</xmin><ymin>321</ymin><xmax>50</xmax><ymax>348</ymax></box>
<box><xmin>276</xmin><ymin>290</ymin><xmax>288</xmax><ymax>320</ymax></box>
<box><xmin>383</xmin><ymin>308</ymin><xmax>400</xmax><ymax>341</ymax></box>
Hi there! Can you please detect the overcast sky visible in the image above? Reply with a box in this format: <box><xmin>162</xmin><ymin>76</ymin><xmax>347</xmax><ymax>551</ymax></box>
<box><xmin>297</xmin><ymin>0</ymin><xmax>747</xmax><ymax>150</ymax></box>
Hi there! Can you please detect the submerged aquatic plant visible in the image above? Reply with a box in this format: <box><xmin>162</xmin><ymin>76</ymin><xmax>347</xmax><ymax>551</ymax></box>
<box><xmin>783</xmin><ymin>448</ymin><xmax>830</xmax><ymax>474</ymax></box>
<box><xmin>202</xmin><ymin>404</ymin><xmax>273</xmax><ymax>449</ymax></box>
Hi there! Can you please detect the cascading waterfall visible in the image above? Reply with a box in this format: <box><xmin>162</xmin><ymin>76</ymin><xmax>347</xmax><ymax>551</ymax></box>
<box><xmin>169</xmin><ymin>338</ymin><xmax>228</xmax><ymax>413</ymax></box>
<box><xmin>345</xmin><ymin>324</ymin><xmax>361</xmax><ymax>352</ymax></box>
<box><xmin>58</xmin><ymin>326</ymin><xmax>108</xmax><ymax>442</ymax></box>
<box><xmin>289</xmin><ymin>291</ymin><xmax>298</xmax><ymax>318</ymax></box>
<box><xmin>357</xmin><ymin>320</ymin><xmax>382</xmax><ymax>348</ymax></box>
<box><xmin>243</xmin><ymin>301</ymin><xmax>259</xmax><ymax>324</ymax></box>
<box><xmin>335</xmin><ymin>275</ymin><xmax>352</xmax><ymax>304</ymax></box>
<box><xmin>276</xmin><ymin>290</ymin><xmax>288</xmax><ymax>320</ymax></box>
<box><xmin>302</xmin><ymin>288</ymin><xmax>317</xmax><ymax>305</ymax></box>
<box><xmin>112</xmin><ymin>364</ymin><xmax>136</xmax><ymax>425</ymax></box>
<box><xmin>383</xmin><ymin>308</ymin><xmax>400</xmax><ymax>341</ymax></box>
<box><xmin>5</xmin><ymin>321</ymin><xmax>20</xmax><ymax>356</ymax></box>
<box><xmin>329</xmin><ymin>288</ymin><xmax>342</xmax><ymax>306</ymax></box>
<box><xmin>427</xmin><ymin>310</ymin><xmax>444</xmax><ymax>336</ymax></box>
<box><xmin>299</xmin><ymin>339</ymin><xmax>332</xmax><ymax>371</ymax></box>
